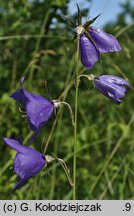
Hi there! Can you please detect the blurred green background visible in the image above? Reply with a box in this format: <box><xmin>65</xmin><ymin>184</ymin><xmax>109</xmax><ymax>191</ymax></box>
<box><xmin>0</xmin><ymin>0</ymin><xmax>134</xmax><ymax>200</ymax></box>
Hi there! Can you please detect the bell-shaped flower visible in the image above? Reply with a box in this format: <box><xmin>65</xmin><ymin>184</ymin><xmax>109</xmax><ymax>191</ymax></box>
<box><xmin>74</xmin><ymin>4</ymin><xmax>121</xmax><ymax>70</ymax></box>
<box><xmin>11</xmin><ymin>77</ymin><xmax>54</xmax><ymax>144</ymax></box>
<box><xmin>11</xmin><ymin>77</ymin><xmax>73</xmax><ymax>144</ymax></box>
<box><xmin>3</xmin><ymin>137</ymin><xmax>46</xmax><ymax>192</ymax></box>
<box><xmin>94</xmin><ymin>75</ymin><xmax>129</xmax><ymax>104</ymax></box>
<box><xmin>79</xmin><ymin>28</ymin><xmax>121</xmax><ymax>70</ymax></box>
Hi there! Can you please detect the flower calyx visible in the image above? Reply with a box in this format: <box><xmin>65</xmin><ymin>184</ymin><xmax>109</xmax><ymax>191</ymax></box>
<box><xmin>53</xmin><ymin>99</ymin><xmax>61</xmax><ymax>109</ymax></box>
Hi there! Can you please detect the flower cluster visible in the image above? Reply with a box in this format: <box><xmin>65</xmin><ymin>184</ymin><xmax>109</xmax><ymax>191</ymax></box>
<box><xmin>75</xmin><ymin>4</ymin><xmax>129</xmax><ymax>103</ymax></box>
<box><xmin>3</xmin><ymin>5</ymin><xmax>129</xmax><ymax>192</ymax></box>
<box><xmin>4</xmin><ymin>77</ymin><xmax>72</xmax><ymax>191</ymax></box>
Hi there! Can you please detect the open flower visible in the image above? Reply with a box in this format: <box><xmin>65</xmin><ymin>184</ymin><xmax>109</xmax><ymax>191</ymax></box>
<box><xmin>74</xmin><ymin>4</ymin><xmax>121</xmax><ymax>70</ymax></box>
<box><xmin>94</xmin><ymin>75</ymin><xmax>129</xmax><ymax>104</ymax></box>
<box><xmin>3</xmin><ymin>137</ymin><xmax>46</xmax><ymax>192</ymax></box>
<box><xmin>11</xmin><ymin>77</ymin><xmax>54</xmax><ymax>144</ymax></box>
<box><xmin>79</xmin><ymin>28</ymin><xmax>121</xmax><ymax>70</ymax></box>
<box><xmin>11</xmin><ymin>77</ymin><xmax>73</xmax><ymax>144</ymax></box>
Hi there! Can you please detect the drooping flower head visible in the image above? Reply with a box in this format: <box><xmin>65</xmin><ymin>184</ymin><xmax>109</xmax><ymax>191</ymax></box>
<box><xmin>88</xmin><ymin>74</ymin><xmax>129</xmax><ymax>104</ymax></box>
<box><xmin>3</xmin><ymin>137</ymin><xmax>46</xmax><ymax>192</ymax></box>
<box><xmin>72</xmin><ymin>4</ymin><xmax>121</xmax><ymax>70</ymax></box>
<box><xmin>11</xmin><ymin>77</ymin><xmax>59</xmax><ymax>144</ymax></box>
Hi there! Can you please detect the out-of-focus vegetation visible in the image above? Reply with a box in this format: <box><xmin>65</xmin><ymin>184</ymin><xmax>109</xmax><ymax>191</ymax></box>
<box><xmin>0</xmin><ymin>0</ymin><xmax>134</xmax><ymax>200</ymax></box>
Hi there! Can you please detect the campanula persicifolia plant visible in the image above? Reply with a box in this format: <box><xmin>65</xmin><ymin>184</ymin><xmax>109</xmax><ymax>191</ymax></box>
<box><xmin>3</xmin><ymin>137</ymin><xmax>71</xmax><ymax>191</ymax></box>
<box><xmin>79</xmin><ymin>74</ymin><xmax>129</xmax><ymax>104</ymax></box>
<box><xmin>79</xmin><ymin>27</ymin><xmax>121</xmax><ymax>70</ymax></box>
<box><xmin>94</xmin><ymin>75</ymin><xmax>129</xmax><ymax>103</ymax></box>
<box><xmin>3</xmin><ymin>137</ymin><xmax>46</xmax><ymax>192</ymax></box>
<box><xmin>67</xmin><ymin>4</ymin><xmax>129</xmax><ymax>199</ymax></box>
<box><xmin>70</xmin><ymin>4</ymin><xmax>121</xmax><ymax>70</ymax></box>
<box><xmin>11</xmin><ymin>77</ymin><xmax>74</xmax><ymax>144</ymax></box>
<box><xmin>3</xmin><ymin>3</ymin><xmax>129</xmax><ymax>199</ymax></box>
<box><xmin>11</xmin><ymin>77</ymin><xmax>54</xmax><ymax>144</ymax></box>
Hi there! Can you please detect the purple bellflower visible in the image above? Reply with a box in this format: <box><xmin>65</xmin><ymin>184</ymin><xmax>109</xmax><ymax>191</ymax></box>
<box><xmin>79</xmin><ymin>28</ymin><xmax>121</xmax><ymax>70</ymax></box>
<box><xmin>11</xmin><ymin>77</ymin><xmax>60</xmax><ymax>144</ymax></box>
<box><xmin>3</xmin><ymin>137</ymin><xmax>46</xmax><ymax>192</ymax></box>
<box><xmin>74</xmin><ymin>5</ymin><xmax>121</xmax><ymax>70</ymax></box>
<box><xmin>94</xmin><ymin>75</ymin><xmax>129</xmax><ymax>104</ymax></box>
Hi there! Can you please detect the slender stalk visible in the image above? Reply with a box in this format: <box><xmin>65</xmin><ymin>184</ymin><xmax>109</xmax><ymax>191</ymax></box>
<box><xmin>73</xmin><ymin>38</ymin><xmax>79</xmax><ymax>199</ymax></box>
<box><xmin>43</xmin><ymin>55</ymin><xmax>75</xmax><ymax>154</ymax></box>
<box><xmin>0</xmin><ymin>35</ymin><xmax>68</xmax><ymax>41</ymax></box>
<box><xmin>61</xmin><ymin>101</ymin><xmax>74</xmax><ymax>126</ymax></box>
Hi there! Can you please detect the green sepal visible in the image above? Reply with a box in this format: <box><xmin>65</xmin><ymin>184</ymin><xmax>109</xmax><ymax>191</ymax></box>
<box><xmin>84</xmin><ymin>31</ymin><xmax>99</xmax><ymax>51</ymax></box>
<box><xmin>83</xmin><ymin>13</ymin><xmax>101</xmax><ymax>29</ymax></box>
<box><xmin>76</xmin><ymin>3</ymin><xmax>82</xmax><ymax>25</ymax></box>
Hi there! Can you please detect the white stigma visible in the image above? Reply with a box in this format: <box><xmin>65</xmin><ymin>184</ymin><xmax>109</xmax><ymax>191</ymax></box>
<box><xmin>76</xmin><ymin>26</ymin><xmax>85</xmax><ymax>36</ymax></box>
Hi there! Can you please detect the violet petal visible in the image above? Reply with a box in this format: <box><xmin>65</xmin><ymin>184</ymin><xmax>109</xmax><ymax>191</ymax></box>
<box><xmin>98</xmin><ymin>75</ymin><xmax>129</xmax><ymax>86</ymax></box>
<box><xmin>90</xmin><ymin>28</ymin><xmax>121</xmax><ymax>53</ymax></box>
<box><xmin>80</xmin><ymin>34</ymin><xmax>100</xmax><ymax>70</ymax></box>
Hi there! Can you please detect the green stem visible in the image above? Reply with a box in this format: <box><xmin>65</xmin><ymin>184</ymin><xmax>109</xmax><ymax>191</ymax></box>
<box><xmin>0</xmin><ymin>35</ymin><xmax>68</xmax><ymax>41</ymax></box>
<box><xmin>73</xmin><ymin>38</ymin><xmax>79</xmax><ymax>199</ymax></box>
